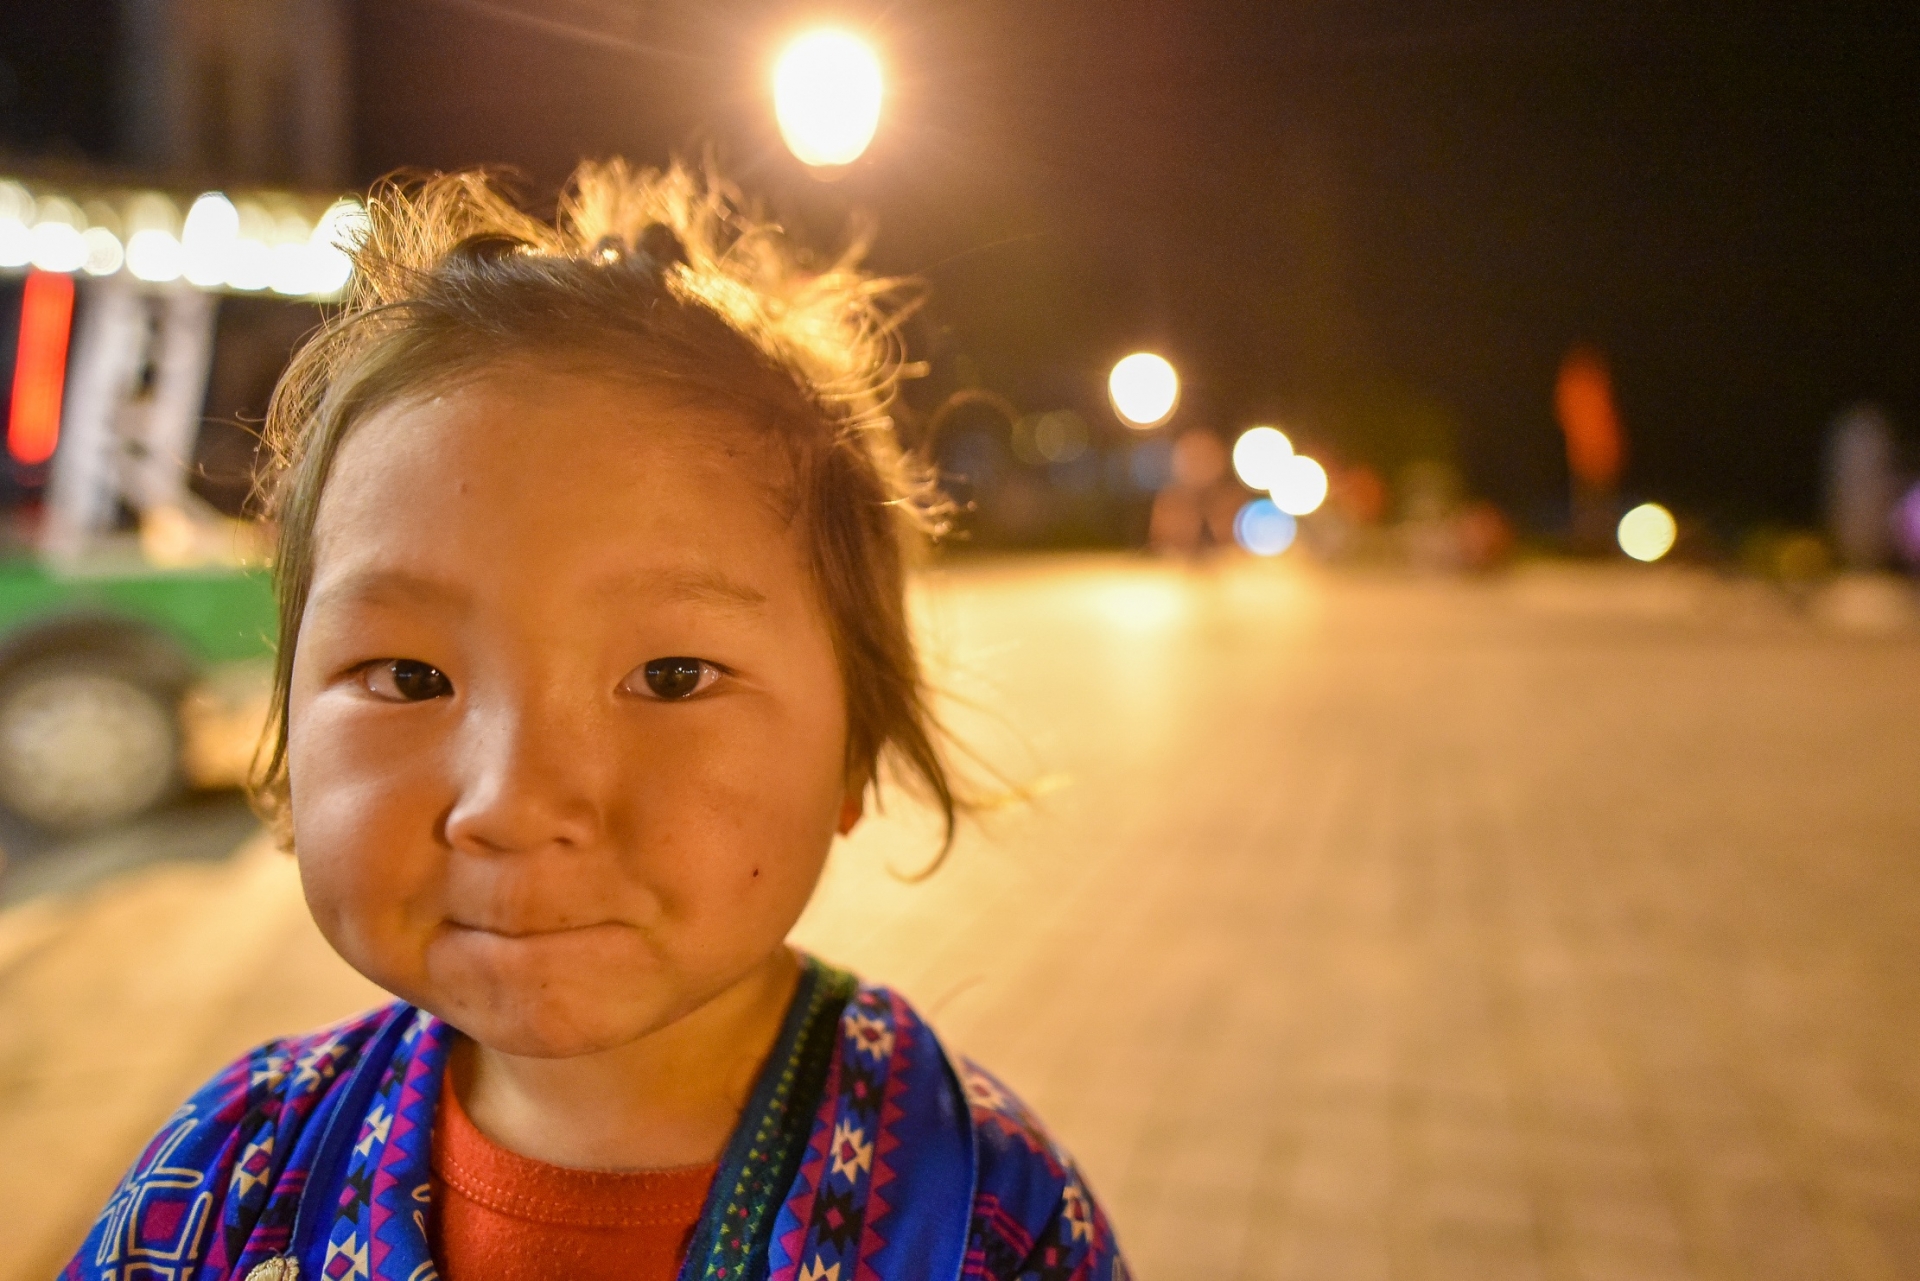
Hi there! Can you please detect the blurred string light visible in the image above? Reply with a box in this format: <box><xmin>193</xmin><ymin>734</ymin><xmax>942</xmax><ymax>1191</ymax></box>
<box><xmin>123</xmin><ymin>191</ymin><xmax>183</xmax><ymax>282</ymax></box>
<box><xmin>774</xmin><ymin>31</ymin><xmax>884</xmax><ymax>167</ymax></box>
<box><xmin>1231</xmin><ymin>426</ymin><xmax>1292</xmax><ymax>488</ymax></box>
<box><xmin>182</xmin><ymin>192</ymin><xmax>239</xmax><ymax>287</ymax></box>
<box><xmin>1617</xmin><ymin>501</ymin><xmax>1677</xmax><ymax>562</ymax></box>
<box><xmin>81</xmin><ymin>226</ymin><xmax>123</xmax><ymax>276</ymax></box>
<box><xmin>1234</xmin><ymin>497</ymin><xmax>1297</xmax><ymax>556</ymax></box>
<box><xmin>1270</xmin><ymin>454</ymin><xmax>1329</xmax><ymax>516</ymax></box>
<box><xmin>0</xmin><ymin>176</ymin><xmax>359</xmax><ymax>299</ymax></box>
<box><xmin>1109</xmin><ymin>352</ymin><xmax>1179</xmax><ymax>429</ymax></box>
<box><xmin>29</xmin><ymin>196</ymin><xmax>88</xmax><ymax>273</ymax></box>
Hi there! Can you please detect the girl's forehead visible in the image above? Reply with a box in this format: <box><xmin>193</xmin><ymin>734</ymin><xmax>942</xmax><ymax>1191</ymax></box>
<box><xmin>341</xmin><ymin>367</ymin><xmax>788</xmax><ymax>497</ymax></box>
<box><xmin>316</xmin><ymin>368</ymin><xmax>804</xmax><ymax>578</ymax></box>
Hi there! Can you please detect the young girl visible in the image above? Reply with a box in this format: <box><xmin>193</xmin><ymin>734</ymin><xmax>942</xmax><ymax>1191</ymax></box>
<box><xmin>62</xmin><ymin>162</ymin><xmax>1123</xmax><ymax>1281</ymax></box>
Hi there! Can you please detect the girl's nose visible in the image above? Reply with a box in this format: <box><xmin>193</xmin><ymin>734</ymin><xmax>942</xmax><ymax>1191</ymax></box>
<box><xmin>440</xmin><ymin>687</ymin><xmax>608</xmax><ymax>855</ymax></box>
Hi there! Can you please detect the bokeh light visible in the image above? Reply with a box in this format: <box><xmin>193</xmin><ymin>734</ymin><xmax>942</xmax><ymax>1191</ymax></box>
<box><xmin>1234</xmin><ymin>498</ymin><xmax>1298</xmax><ymax>556</ymax></box>
<box><xmin>80</xmin><ymin>226</ymin><xmax>124</xmax><ymax>276</ymax></box>
<box><xmin>181</xmin><ymin>192</ymin><xmax>239</xmax><ymax>288</ymax></box>
<box><xmin>28</xmin><ymin>197</ymin><xmax>87</xmax><ymax>273</ymax></box>
<box><xmin>1108</xmin><ymin>352</ymin><xmax>1179</xmax><ymax>429</ymax></box>
<box><xmin>1270</xmin><ymin>454</ymin><xmax>1329</xmax><ymax>516</ymax></box>
<box><xmin>774</xmin><ymin>31</ymin><xmax>884</xmax><ymax>167</ymax></box>
<box><xmin>1232</xmin><ymin>426</ymin><xmax>1293</xmax><ymax>489</ymax></box>
<box><xmin>125</xmin><ymin>228</ymin><xmax>184</xmax><ymax>282</ymax></box>
<box><xmin>1034</xmin><ymin>410</ymin><xmax>1088</xmax><ymax>462</ymax></box>
<box><xmin>1617</xmin><ymin>501</ymin><xmax>1678</xmax><ymax>562</ymax></box>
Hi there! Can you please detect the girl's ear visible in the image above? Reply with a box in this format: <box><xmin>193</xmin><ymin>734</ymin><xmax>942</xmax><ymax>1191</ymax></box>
<box><xmin>836</xmin><ymin>786</ymin><xmax>865</xmax><ymax>836</ymax></box>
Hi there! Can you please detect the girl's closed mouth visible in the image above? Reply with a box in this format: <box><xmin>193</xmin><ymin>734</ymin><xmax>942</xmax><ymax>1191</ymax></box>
<box><xmin>446</xmin><ymin>919</ymin><xmax>623</xmax><ymax>939</ymax></box>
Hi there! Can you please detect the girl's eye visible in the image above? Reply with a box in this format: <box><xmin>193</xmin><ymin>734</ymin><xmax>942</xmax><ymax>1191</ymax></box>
<box><xmin>363</xmin><ymin>659</ymin><xmax>453</xmax><ymax>702</ymax></box>
<box><xmin>629</xmin><ymin>657</ymin><xmax>722</xmax><ymax>701</ymax></box>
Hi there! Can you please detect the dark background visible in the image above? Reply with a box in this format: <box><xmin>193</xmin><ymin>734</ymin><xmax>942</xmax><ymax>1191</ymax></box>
<box><xmin>6</xmin><ymin>0</ymin><xmax>1918</xmax><ymax>532</ymax></box>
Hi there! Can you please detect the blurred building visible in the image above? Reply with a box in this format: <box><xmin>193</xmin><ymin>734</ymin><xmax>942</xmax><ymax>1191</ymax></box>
<box><xmin>3</xmin><ymin>0</ymin><xmax>348</xmax><ymax>186</ymax></box>
<box><xmin>120</xmin><ymin>0</ymin><xmax>348</xmax><ymax>186</ymax></box>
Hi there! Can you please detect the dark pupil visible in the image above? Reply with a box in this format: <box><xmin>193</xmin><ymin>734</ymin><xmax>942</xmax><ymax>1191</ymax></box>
<box><xmin>644</xmin><ymin>657</ymin><xmax>704</xmax><ymax>699</ymax></box>
<box><xmin>390</xmin><ymin>660</ymin><xmax>449</xmax><ymax>701</ymax></box>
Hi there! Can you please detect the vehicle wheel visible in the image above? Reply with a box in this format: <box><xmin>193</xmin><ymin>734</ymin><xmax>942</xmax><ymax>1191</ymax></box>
<box><xmin>0</xmin><ymin>657</ymin><xmax>181</xmax><ymax>831</ymax></box>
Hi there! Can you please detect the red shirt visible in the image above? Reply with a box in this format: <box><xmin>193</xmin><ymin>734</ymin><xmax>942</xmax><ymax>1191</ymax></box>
<box><xmin>429</xmin><ymin>1075</ymin><xmax>718</xmax><ymax>1281</ymax></box>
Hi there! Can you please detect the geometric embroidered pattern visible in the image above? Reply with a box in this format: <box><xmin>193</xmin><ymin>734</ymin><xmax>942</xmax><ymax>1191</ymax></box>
<box><xmin>63</xmin><ymin>961</ymin><xmax>1128</xmax><ymax>1280</ymax></box>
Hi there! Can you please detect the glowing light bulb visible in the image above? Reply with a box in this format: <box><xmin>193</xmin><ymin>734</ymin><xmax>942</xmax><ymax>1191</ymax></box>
<box><xmin>1108</xmin><ymin>352</ymin><xmax>1179</xmax><ymax>429</ymax></box>
<box><xmin>1232</xmin><ymin>426</ymin><xmax>1293</xmax><ymax>489</ymax></box>
<box><xmin>774</xmin><ymin>32</ymin><xmax>883</xmax><ymax>167</ymax></box>
<box><xmin>1617</xmin><ymin>502</ymin><xmax>1677</xmax><ymax>562</ymax></box>
<box><xmin>1271</xmin><ymin>454</ymin><xmax>1329</xmax><ymax>516</ymax></box>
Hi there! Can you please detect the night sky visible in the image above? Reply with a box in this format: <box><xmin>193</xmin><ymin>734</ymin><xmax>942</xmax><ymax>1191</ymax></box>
<box><xmin>6</xmin><ymin>0</ymin><xmax>1919</xmax><ymax>531</ymax></box>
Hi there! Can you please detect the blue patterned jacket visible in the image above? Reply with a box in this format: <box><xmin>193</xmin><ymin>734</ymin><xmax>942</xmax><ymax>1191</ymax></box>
<box><xmin>61</xmin><ymin>959</ymin><xmax>1126</xmax><ymax>1281</ymax></box>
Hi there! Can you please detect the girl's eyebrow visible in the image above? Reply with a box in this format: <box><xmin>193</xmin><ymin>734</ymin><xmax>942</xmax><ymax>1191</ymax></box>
<box><xmin>307</xmin><ymin>566</ymin><xmax>768</xmax><ymax>614</ymax></box>
<box><xmin>613</xmin><ymin>568</ymin><xmax>768</xmax><ymax>613</ymax></box>
<box><xmin>309</xmin><ymin>568</ymin><xmax>471</xmax><ymax>614</ymax></box>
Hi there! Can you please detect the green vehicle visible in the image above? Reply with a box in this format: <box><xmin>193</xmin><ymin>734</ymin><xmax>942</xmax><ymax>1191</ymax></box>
<box><xmin>1</xmin><ymin>177</ymin><xmax>339</xmax><ymax>828</ymax></box>
<box><xmin>0</xmin><ymin>558</ymin><xmax>275</xmax><ymax>829</ymax></box>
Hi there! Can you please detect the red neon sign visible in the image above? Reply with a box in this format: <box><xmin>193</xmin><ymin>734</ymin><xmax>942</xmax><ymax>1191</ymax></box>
<box><xmin>8</xmin><ymin>270</ymin><xmax>77</xmax><ymax>466</ymax></box>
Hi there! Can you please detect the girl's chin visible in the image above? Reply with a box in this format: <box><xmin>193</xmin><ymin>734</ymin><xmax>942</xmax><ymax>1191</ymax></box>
<box><xmin>416</xmin><ymin>927</ymin><xmax>677</xmax><ymax>1056</ymax></box>
<box><xmin>436</xmin><ymin>987</ymin><xmax>680</xmax><ymax>1059</ymax></box>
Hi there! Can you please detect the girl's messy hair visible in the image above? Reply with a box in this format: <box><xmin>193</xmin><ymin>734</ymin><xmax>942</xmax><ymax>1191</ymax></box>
<box><xmin>252</xmin><ymin>159</ymin><xmax>966</xmax><ymax>854</ymax></box>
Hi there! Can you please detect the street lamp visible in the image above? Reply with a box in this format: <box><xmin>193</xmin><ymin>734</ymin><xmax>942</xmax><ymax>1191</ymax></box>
<box><xmin>1108</xmin><ymin>352</ymin><xmax>1179</xmax><ymax>429</ymax></box>
<box><xmin>773</xmin><ymin>31</ymin><xmax>884</xmax><ymax>168</ymax></box>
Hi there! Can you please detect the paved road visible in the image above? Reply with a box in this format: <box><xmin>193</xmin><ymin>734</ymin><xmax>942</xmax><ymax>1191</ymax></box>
<box><xmin>4</xmin><ymin>557</ymin><xmax>1918</xmax><ymax>1280</ymax></box>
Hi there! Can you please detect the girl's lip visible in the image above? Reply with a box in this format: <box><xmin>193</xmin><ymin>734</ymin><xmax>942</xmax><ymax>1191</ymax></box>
<box><xmin>446</xmin><ymin>919</ymin><xmax>618</xmax><ymax>938</ymax></box>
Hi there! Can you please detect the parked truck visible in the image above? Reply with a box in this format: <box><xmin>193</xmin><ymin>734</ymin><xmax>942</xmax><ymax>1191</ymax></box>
<box><xmin>0</xmin><ymin>175</ymin><xmax>354</xmax><ymax>829</ymax></box>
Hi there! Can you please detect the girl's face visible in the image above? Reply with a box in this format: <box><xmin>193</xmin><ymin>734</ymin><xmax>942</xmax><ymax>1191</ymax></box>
<box><xmin>288</xmin><ymin>364</ymin><xmax>855</xmax><ymax>1059</ymax></box>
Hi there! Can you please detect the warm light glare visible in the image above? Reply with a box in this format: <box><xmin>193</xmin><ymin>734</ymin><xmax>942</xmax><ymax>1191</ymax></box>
<box><xmin>1617</xmin><ymin>502</ymin><xmax>1677</xmax><ymax>562</ymax></box>
<box><xmin>774</xmin><ymin>31</ymin><xmax>884</xmax><ymax>167</ymax></box>
<box><xmin>1234</xmin><ymin>498</ymin><xmax>1298</xmax><ymax>556</ymax></box>
<box><xmin>1271</xmin><ymin>454</ymin><xmax>1330</xmax><ymax>516</ymax></box>
<box><xmin>1108</xmin><ymin>352</ymin><xmax>1180</xmax><ymax>429</ymax></box>
<box><xmin>9</xmin><ymin>270</ymin><xmax>75</xmax><ymax>465</ymax></box>
<box><xmin>1232</xmin><ymin>426</ymin><xmax>1293</xmax><ymax>489</ymax></box>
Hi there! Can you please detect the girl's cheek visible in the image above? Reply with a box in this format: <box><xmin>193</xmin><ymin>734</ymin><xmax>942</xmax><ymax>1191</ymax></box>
<box><xmin>289</xmin><ymin>702</ymin><xmax>450</xmax><ymax>964</ymax></box>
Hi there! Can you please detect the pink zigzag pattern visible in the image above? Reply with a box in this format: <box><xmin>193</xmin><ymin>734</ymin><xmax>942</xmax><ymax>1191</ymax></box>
<box><xmin>853</xmin><ymin>990</ymin><xmax>913</xmax><ymax>1281</ymax></box>
<box><xmin>769</xmin><ymin>1045</ymin><xmax>844</xmax><ymax>1281</ymax></box>
<box><xmin>369</xmin><ymin>1015</ymin><xmax>442</xmax><ymax>1272</ymax></box>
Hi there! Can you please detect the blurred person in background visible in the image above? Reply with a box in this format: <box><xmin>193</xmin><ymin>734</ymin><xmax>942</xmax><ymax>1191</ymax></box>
<box><xmin>1149</xmin><ymin>427</ymin><xmax>1241</xmax><ymax>558</ymax></box>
